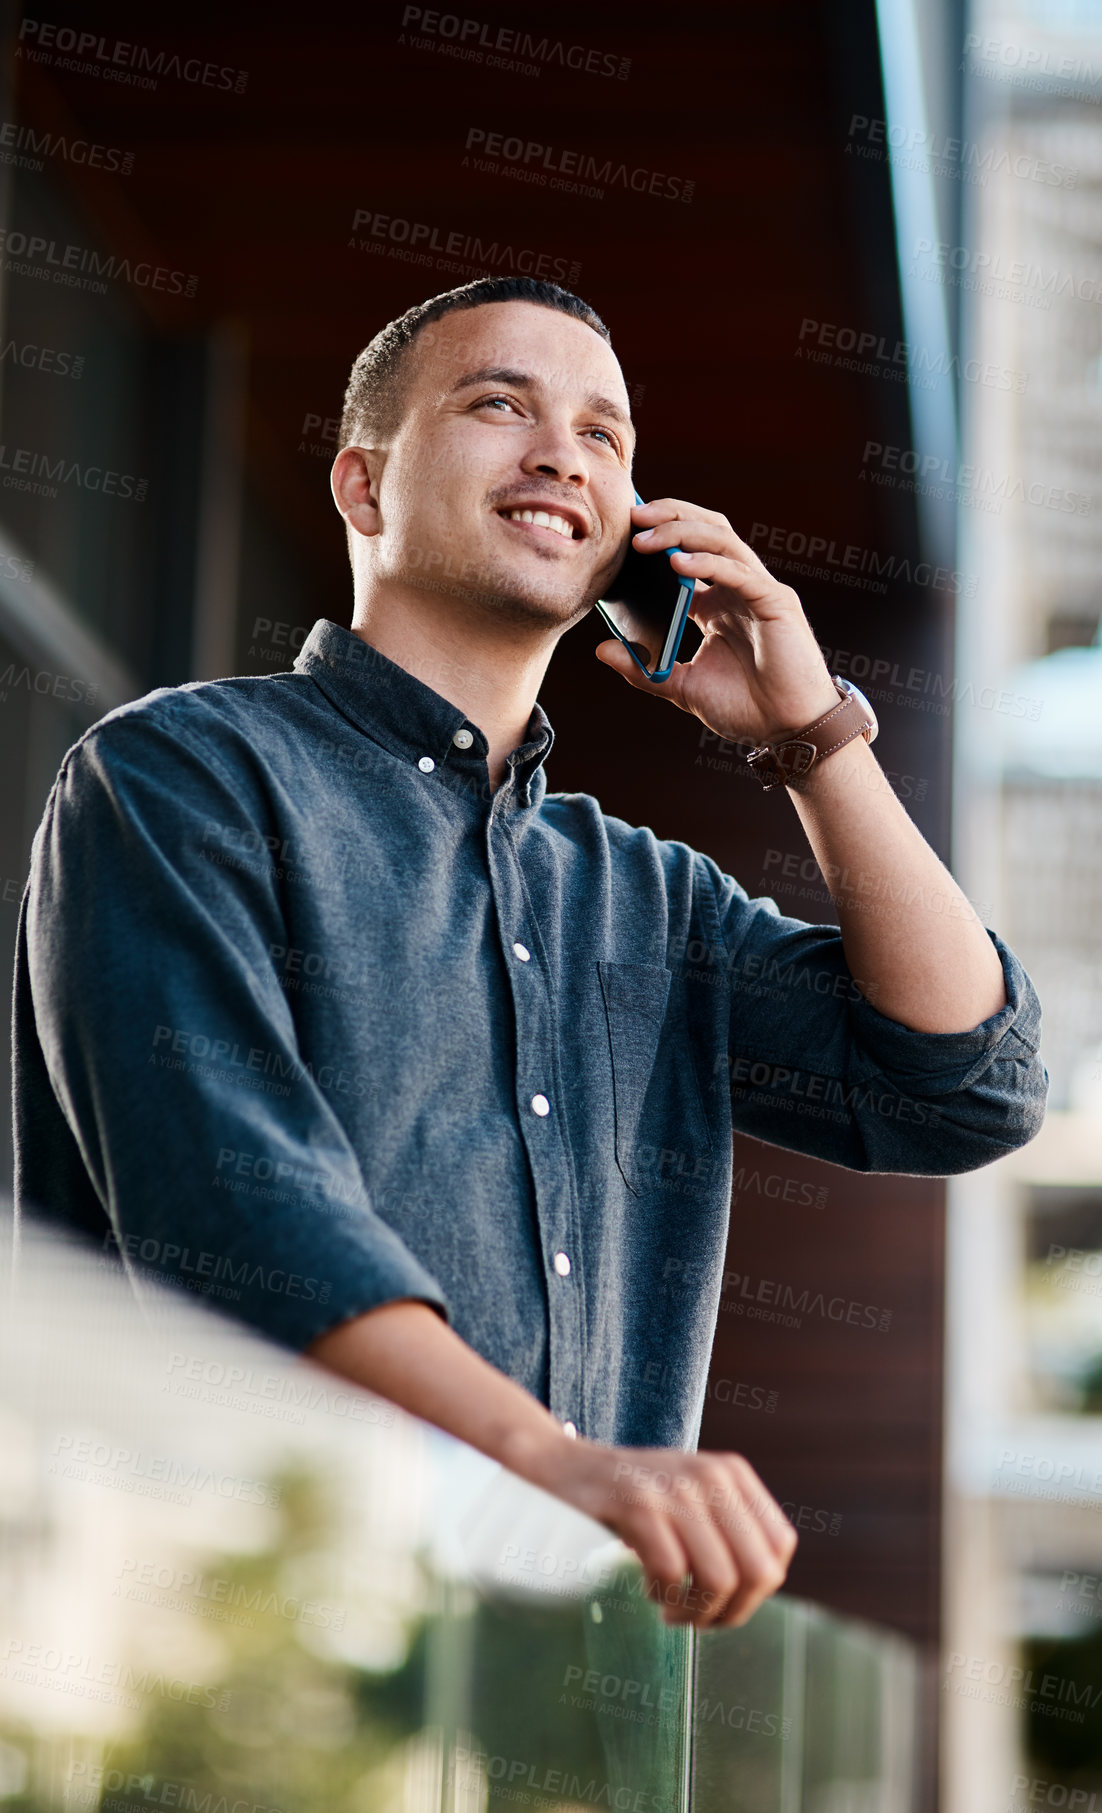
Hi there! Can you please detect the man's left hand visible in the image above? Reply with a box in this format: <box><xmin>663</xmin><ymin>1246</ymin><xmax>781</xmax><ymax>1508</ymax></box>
<box><xmin>595</xmin><ymin>496</ymin><xmax>841</xmax><ymax>746</ymax></box>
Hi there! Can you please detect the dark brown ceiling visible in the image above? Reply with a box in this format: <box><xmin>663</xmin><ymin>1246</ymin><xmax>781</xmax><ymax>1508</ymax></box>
<box><xmin>12</xmin><ymin>0</ymin><xmax>919</xmax><ymax>635</ymax></box>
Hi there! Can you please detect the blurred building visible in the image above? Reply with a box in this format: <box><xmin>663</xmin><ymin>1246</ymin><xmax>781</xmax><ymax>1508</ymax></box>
<box><xmin>946</xmin><ymin>2</ymin><xmax>1102</xmax><ymax>1805</ymax></box>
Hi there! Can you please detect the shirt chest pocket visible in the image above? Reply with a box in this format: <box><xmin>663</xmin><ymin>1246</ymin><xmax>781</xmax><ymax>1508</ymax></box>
<box><xmin>598</xmin><ymin>960</ymin><xmax>712</xmax><ymax>1198</ymax></box>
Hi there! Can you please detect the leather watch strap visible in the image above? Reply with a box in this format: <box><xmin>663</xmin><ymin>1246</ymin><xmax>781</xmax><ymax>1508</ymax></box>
<box><xmin>745</xmin><ymin>677</ymin><xmax>878</xmax><ymax>791</ymax></box>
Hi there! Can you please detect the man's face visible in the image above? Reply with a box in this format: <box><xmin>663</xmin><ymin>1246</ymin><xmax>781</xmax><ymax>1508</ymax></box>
<box><xmin>364</xmin><ymin>300</ymin><xmax>636</xmax><ymax>630</ymax></box>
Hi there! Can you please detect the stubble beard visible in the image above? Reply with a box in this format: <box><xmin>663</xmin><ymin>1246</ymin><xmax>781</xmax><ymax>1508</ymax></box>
<box><xmin>397</xmin><ymin>546</ymin><xmax>599</xmax><ymax>637</ymax></box>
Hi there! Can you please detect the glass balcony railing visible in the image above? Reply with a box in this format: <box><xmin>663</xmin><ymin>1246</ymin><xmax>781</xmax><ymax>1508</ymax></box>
<box><xmin>0</xmin><ymin>1212</ymin><xmax>919</xmax><ymax>1813</ymax></box>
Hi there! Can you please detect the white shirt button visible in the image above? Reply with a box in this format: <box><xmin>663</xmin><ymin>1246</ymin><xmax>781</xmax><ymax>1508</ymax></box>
<box><xmin>513</xmin><ymin>942</ymin><xmax>531</xmax><ymax>962</ymax></box>
<box><xmin>553</xmin><ymin>1251</ymin><xmax>571</xmax><ymax>1276</ymax></box>
<box><xmin>417</xmin><ymin>756</ymin><xmax>435</xmax><ymax>773</ymax></box>
<box><xmin>452</xmin><ymin>728</ymin><xmax>474</xmax><ymax>749</ymax></box>
<box><xmin>562</xmin><ymin>1420</ymin><xmax>578</xmax><ymax>1439</ymax></box>
<box><xmin>531</xmin><ymin>1093</ymin><xmax>550</xmax><ymax>1117</ymax></box>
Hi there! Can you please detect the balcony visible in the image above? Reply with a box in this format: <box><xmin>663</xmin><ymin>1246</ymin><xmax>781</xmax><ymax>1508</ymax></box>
<box><xmin>0</xmin><ymin>1214</ymin><xmax>918</xmax><ymax>1812</ymax></box>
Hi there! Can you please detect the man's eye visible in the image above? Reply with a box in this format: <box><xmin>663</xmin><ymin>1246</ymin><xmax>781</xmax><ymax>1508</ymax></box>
<box><xmin>589</xmin><ymin>427</ymin><xmax>616</xmax><ymax>447</ymax></box>
<box><xmin>478</xmin><ymin>395</ymin><xmax>516</xmax><ymax>411</ymax></box>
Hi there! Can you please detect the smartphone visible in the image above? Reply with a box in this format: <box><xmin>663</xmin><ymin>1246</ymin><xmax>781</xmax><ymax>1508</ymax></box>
<box><xmin>594</xmin><ymin>490</ymin><xmax>696</xmax><ymax>683</ymax></box>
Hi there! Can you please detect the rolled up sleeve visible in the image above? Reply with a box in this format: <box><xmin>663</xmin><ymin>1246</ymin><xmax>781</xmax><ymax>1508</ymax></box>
<box><xmin>703</xmin><ymin>862</ymin><xmax>1048</xmax><ymax>1175</ymax></box>
<box><xmin>19</xmin><ymin>707</ymin><xmax>449</xmax><ymax>1348</ymax></box>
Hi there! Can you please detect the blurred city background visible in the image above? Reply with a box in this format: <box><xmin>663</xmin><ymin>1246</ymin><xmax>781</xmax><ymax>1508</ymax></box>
<box><xmin>0</xmin><ymin>0</ymin><xmax>1100</xmax><ymax>1807</ymax></box>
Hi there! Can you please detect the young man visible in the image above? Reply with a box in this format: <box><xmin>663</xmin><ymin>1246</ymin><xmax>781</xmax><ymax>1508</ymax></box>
<box><xmin>12</xmin><ymin>277</ymin><xmax>1046</xmax><ymax>1631</ymax></box>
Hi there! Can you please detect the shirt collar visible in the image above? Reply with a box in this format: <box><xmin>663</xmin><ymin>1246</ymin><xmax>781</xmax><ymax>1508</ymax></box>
<box><xmin>293</xmin><ymin>618</ymin><xmax>555</xmax><ymax>810</ymax></box>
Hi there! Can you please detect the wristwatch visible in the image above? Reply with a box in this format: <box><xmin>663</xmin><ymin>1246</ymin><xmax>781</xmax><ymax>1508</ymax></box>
<box><xmin>744</xmin><ymin>676</ymin><xmax>878</xmax><ymax>791</ymax></box>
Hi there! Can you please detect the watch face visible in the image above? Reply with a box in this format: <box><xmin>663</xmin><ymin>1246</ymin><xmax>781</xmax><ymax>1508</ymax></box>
<box><xmin>836</xmin><ymin>676</ymin><xmax>879</xmax><ymax>742</ymax></box>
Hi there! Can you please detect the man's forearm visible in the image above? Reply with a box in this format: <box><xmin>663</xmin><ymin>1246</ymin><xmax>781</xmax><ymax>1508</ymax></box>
<box><xmin>304</xmin><ymin>1298</ymin><xmax>798</xmax><ymax>1629</ymax></box>
<box><xmin>305</xmin><ymin>1299</ymin><xmax>568</xmax><ymax>1485</ymax></box>
<box><xmin>594</xmin><ymin>503</ymin><xmax>1007</xmax><ymax>1037</ymax></box>
<box><xmin>788</xmin><ymin>734</ymin><xmax>1006</xmax><ymax>1033</ymax></box>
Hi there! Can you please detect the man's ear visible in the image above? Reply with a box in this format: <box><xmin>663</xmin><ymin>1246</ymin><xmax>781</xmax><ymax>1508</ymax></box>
<box><xmin>331</xmin><ymin>445</ymin><xmax>385</xmax><ymax>540</ymax></box>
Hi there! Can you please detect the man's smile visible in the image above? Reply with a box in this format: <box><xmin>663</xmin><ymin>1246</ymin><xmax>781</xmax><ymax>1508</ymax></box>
<box><xmin>493</xmin><ymin>495</ymin><xmax>591</xmax><ymax>544</ymax></box>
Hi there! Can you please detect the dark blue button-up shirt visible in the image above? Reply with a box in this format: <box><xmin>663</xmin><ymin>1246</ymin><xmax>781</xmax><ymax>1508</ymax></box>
<box><xmin>11</xmin><ymin>618</ymin><xmax>1047</xmax><ymax>1448</ymax></box>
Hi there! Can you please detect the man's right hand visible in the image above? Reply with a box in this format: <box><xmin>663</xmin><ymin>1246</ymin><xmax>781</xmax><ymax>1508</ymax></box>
<box><xmin>306</xmin><ymin>1298</ymin><xmax>796</xmax><ymax>1629</ymax></box>
<box><xmin>503</xmin><ymin>1426</ymin><xmax>797</xmax><ymax>1628</ymax></box>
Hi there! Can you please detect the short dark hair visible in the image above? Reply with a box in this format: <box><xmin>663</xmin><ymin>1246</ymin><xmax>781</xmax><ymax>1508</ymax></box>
<box><xmin>337</xmin><ymin>277</ymin><xmax>611</xmax><ymax>451</ymax></box>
